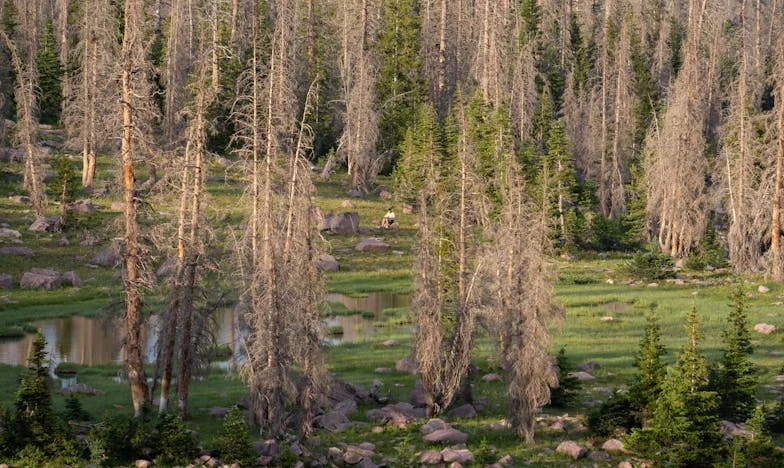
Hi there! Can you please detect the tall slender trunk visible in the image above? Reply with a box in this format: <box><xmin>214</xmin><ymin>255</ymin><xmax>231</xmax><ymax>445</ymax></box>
<box><xmin>772</xmin><ymin>81</ymin><xmax>784</xmax><ymax>279</ymax></box>
<box><xmin>121</xmin><ymin>0</ymin><xmax>149</xmax><ymax>418</ymax></box>
<box><xmin>437</xmin><ymin>0</ymin><xmax>447</xmax><ymax>98</ymax></box>
<box><xmin>159</xmin><ymin>138</ymin><xmax>191</xmax><ymax>414</ymax></box>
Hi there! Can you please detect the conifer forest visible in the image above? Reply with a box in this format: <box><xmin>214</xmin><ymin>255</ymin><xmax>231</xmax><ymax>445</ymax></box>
<box><xmin>1</xmin><ymin>0</ymin><xmax>784</xmax><ymax>466</ymax></box>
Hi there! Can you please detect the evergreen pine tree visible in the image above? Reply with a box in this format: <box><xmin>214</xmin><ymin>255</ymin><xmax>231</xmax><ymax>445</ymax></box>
<box><xmin>35</xmin><ymin>20</ymin><xmax>63</xmax><ymax>125</ymax></box>
<box><xmin>376</xmin><ymin>0</ymin><xmax>426</xmax><ymax>168</ymax></box>
<box><xmin>626</xmin><ymin>305</ymin><xmax>723</xmax><ymax>466</ymax></box>
<box><xmin>714</xmin><ymin>285</ymin><xmax>756</xmax><ymax>421</ymax></box>
<box><xmin>543</xmin><ymin>120</ymin><xmax>576</xmax><ymax>246</ymax></box>
<box><xmin>11</xmin><ymin>331</ymin><xmax>56</xmax><ymax>449</ymax></box>
<box><xmin>628</xmin><ymin>307</ymin><xmax>667</xmax><ymax>418</ymax></box>
<box><xmin>213</xmin><ymin>406</ymin><xmax>256</xmax><ymax>466</ymax></box>
<box><xmin>392</xmin><ymin>103</ymin><xmax>442</xmax><ymax>205</ymax></box>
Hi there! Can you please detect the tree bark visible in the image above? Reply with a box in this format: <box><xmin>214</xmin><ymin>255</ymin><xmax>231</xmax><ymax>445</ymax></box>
<box><xmin>772</xmin><ymin>80</ymin><xmax>784</xmax><ymax>279</ymax></box>
<box><xmin>121</xmin><ymin>0</ymin><xmax>150</xmax><ymax>418</ymax></box>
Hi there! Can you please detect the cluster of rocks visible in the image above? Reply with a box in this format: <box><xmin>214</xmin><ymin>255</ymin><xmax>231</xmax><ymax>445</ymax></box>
<box><xmin>555</xmin><ymin>438</ymin><xmax>626</xmax><ymax>461</ymax></box>
<box><xmin>18</xmin><ymin>268</ymin><xmax>82</xmax><ymax>290</ymax></box>
<box><xmin>317</xmin><ymin>210</ymin><xmax>360</xmax><ymax>235</ymax></box>
<box><xmin>328</xmin><ymin>442</ymin><xmax>378</xmax><ymax>467</ymax></box>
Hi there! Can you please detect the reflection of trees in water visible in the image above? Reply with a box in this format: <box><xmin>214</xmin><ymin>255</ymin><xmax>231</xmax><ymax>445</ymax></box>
<box><xmin>0</xmin><ymin>293</ymin><xmax>410</xmax><ymax>367</ymax></box>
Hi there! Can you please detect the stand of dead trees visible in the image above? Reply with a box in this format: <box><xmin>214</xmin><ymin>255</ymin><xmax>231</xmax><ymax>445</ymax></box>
<box><xmin>234</xmin><ymin>1</ymin><xmax>327</xmax><ymax>438</ymax></box>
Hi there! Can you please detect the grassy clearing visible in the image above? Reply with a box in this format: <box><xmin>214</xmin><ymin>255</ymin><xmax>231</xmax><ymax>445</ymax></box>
<box><xmin>1</xmin><ymin>153</ymin><xmax>783</xmax><ymax>464</ymax></box>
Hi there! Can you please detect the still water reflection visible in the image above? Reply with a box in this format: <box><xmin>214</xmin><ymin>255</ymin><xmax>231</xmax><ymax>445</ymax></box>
<box><xmin>0</xmin><ymin>292</ymin><xmax>409</xmax><ymax>367</ymax></box>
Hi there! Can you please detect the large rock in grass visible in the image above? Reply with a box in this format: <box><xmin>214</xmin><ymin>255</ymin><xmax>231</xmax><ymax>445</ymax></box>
<box><xmin>70</xmin><ymin>199</ymin><xmax>100</xmax><ymax>213</ymax></box>
<box><xmin>29</xmin><ymin>216</ymin><xmax>61</xmax><ymax>232</ymax></box>
<box><xmin>315</xmin><ymin>411</ymin><xmax>352</xmax><ymax>432</ymax></box>
<box><xmin>396</xmin><ymin>357</ymin><xmax>418</xmax><ymax>374</ymax></box>
<box><xmin>418</xmin><ymin>450</ymin><xmax>443</xmax><ymax>464</ymax></box>
<box><xmin>61</xmin><ymin>271</ymin><xmax>83</xmax><ymax>287</ymax></box>
<box><xmin>448</xmin><ymin>404</ymin><xmax>477</xmax><ymax>419</ymax></box>
<box><xmin>328</xmin><ymin>379</ymin><xmax>373</xmax><ymax>404</ymax></box>
<box><xmin>61</xmin><ymin>383</ymin><xmax>105</xmax><ymax>396</ymax></box>
<box><xmin>317</xmin><ymin>253</ymin><xmax>340</xmax><ymax>272</ymax></box>
<box><xmin>91</xmin><ymin>245</ymin><xmax>121</xmax><ymax>267</ymax></box>
<box><xmin>0</xmin><ymin>228</ymin><xmax>21</xmax><ymax>239</ymax></box>
<box><xmin>20</xmin><ymin>268</ymin><xmax>62</xmax><ymax>290</ymax></box>
<box><xmin>0</xmin><ymin>274</ymin><xmax>13</xmax><ymax>289</ymax></box>
<box><xmin>420</xmin><ymin>418</ymin><xmax>450</xmax><ymax>435</ymax></box>
<box><xmin>0</xmin><ymin>246</ymin><xmax>33</xmax><ymax>256</ymax></box>
<box><xmin>423</xmin><ymin>428</ymin><xmax>468</xmax><ymax>444</ymax></box>
<box><xmin>754</xmin><ymin>323</ymin><xmax>777</xmax><ymax>334</ymax></box>
<box><xmin>366</xmin><ymin>402</ymin><xmax>424</xmax><ymax>429</ymax></box>
<box><xmin>602</xmin><ymin>439</ymin><xmax>625</xmax><ymax>452</ymax></box>
<box><xmin>556</xmin><ymin>441</ymin><xmax>587</xmax><ymax>459</ymax></box>
<box><xmin>441</xmin><ymin>447</ymin><xmax>474</xmax><ymax>464</ymax></box>
<box><xmin>321</xmin><ymin>212</ymin><xmax>360</xmax><ymax>234</ymax></box>
<box><xmin>355</xmin><ymin>238</ymin><xmax>391</xmax><ymax>252</ymax></box>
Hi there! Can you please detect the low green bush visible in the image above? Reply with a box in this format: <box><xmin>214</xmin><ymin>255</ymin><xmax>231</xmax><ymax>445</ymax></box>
<box><xmin>623</xmin><ymin>249</ymin><xmax>675</xmax><ymax>280</ymax></box>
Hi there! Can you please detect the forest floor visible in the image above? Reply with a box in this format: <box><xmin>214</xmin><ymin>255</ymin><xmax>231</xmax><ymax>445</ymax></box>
<box><xmin>0</xmin><ymin>152</ymin><xmax>783</xmax><ymax>466</ymax></box>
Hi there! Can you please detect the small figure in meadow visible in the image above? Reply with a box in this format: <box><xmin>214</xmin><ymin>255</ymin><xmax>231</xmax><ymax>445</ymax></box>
<box><xmin>382</xmin><ymin>207</ymin><xmax>396</xmax><ymax>228</ymax></box>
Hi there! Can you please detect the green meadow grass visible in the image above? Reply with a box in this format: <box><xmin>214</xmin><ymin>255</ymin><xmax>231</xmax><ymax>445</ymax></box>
<box><xmin>0</xmin><ymin>153</ymin><xmax>783</xmax><ymax>464</ymax></box>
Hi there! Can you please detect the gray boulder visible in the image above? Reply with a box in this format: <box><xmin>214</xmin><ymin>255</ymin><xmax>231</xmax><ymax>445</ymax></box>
<box><xmin>420</xmin><ymin>418</ymin><xmax>450</xmax><ymax>435</ymax></box>
<box><xmin>441</xmin><ymin>447</ymin><xmax>474</xmax><ymax>464</ymax></box>
<box><xmin>317</xmin><ymin>253</ymin><xmax>340</xmax><ymax>272</ymax></box>
<box><xmin>71</xmin><ymin>200</ymin><xmax>100</xmax><ymax>213</ymax></box>
<box><xmin>61</xmin><ymin>271</ymin><xmax>83</xmax><ymax>287</ymax></box>
<box><xmin>0</xmin><ymin>274</ymin><xmax>13</xmax><ymax>289</ymax></box>
<box><xmin>355</xmin><ymin>238</ymin><xmax>391</xmax><ymax>252</ymax></box>
<box><xmin>0</xmin><ymin>228</ymin><xmax>21</xmax><ymax>239</ymax></box>
<box><xmin>555</xmin><ymin>441</ymin><xmax>587</xmax><ymax>459</ymax></box>
<box><xmin>396</xmin><ymin>357</ymin><xmax>418</xmax><ymax>374</ymax></box>
<box><xmin>418</xmin><ymin>450</ymin><xmax>443</xmax><ymax>464</ymax></box>
<box><xmin>323</xmin><ymin>212</ymin><xmax>360</xmax><ymax>234</ymax></box>
<box><xmin>315</xmin><ymin>411</ymin><xmax>352</xmax><ymax>432</ymax></box>
<box><xmin>29</xmin><ymin>216</ymin><xmax>61</xmax><ymax>232</ymax></box>
<box><xmin>423</xmin><ymin>428</ymin><xmax>468</xmax><ymax>444</ymax></box>
<box><xmin>448</xmin><ymin>404</ymin><xmax>477</xmax><ymax>419</ymax></box>
<box><xmin>91</xmin><ymin>246</ymin><xmax>121</xmax><ymax>267</ymax></box>
<box><xmin>0</xmin><ymin>246</ymin><xmax>33</xmax><ymax>256</ymax></box>
<box><xmin>20</xmin><ymin>269</ymin><xmax>62</xmax><ymax>290</ymax></box>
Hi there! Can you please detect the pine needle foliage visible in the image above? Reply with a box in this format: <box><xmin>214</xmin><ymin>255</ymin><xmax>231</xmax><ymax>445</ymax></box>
<box><xmin>714</xmin><ymin>285</ymin><xmax>756</xmax><ymax>422</ymax></box>
<box><xmin>626</xmin><ymin>305</ymin><xmax>723</xmax><ymax>466</ymax></box>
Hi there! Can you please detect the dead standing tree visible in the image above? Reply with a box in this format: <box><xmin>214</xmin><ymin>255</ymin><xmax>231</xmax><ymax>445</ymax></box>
<box><xmin>1</xmin><ymin>31</ymin><xmax>46</xmax><ymax>219</ymax></box>
<box><xmin>413</xmin><ymin>95</ymin><xmax>486</xmax><ymax>417</ymax></box>
<box><xmin>158</xmin><ymin>1</ymin><xmax>216</xmax><ymax>416</ymax></box>
<box><xmin>644</xmin><ymin>0</ymin><xmax>711</xmax><ymax>257</ymax></box>
<box><xmin>63</xmin><ymin>0</ymin><xmax>119</xmax><ymax>188</ymax></box>
<box><xmin>236</xmin><ymin>0</ymin><xmax>327</xmax><ymax>438</ymax></box>
<box><xmin>120</xmin><ymin>0</ymin><xmax>158</xmax><ymax>417</ymax></box>
<box><xmin>484</xmin><ymin>159</ymin><xmax>562</xmax><ymax>442</ymax></box>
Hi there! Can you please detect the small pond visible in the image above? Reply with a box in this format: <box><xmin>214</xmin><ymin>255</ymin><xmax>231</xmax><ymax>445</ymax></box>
<box><xmin>0</xmin><ymin>292</ymin><xmax>410</xmax><ymax>367</ymax></box>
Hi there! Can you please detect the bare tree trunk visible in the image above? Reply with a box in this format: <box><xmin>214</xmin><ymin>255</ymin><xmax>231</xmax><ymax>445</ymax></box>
<box><xmin>773</xmin><ymin>80</ymin><xmax>784</xmax><ymax>279</ymax></box>
<box><xmin>599</xmin><ymin>0</ymin><xmax>612</xmax><ymax>217</ymax></box>
<box><xmin>1</xmin><ymin>31</ymin><xmax>45</xmax><ymax>219</ymax></box>
<box><xmin>121</xmin><ymin>0</ymin><xmax>150</xmax><ymax>418</ymax></box>
<box><xmin>437</xmin><ymin>0</ymin><xmax>447</xmax><ymax>98</ymax></box>
<box><xmin>158</xmin><ymin>138</ymin><xmax>191</xmax><ymax>414</ymax></box>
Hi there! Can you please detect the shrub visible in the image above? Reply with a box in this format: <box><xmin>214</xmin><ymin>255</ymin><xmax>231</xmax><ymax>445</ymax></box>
<box><xmin>549</xmin><ymin>348</ymin><xmax>581</xmax><ymax>407</ymax></box>
<box><xmin>64</xmin><ymin>395</ymin><xmax>91</xmax><ymax>422</ymax></box>
<box><xmin>623</xmin><ymin>249</ymin><xmax>675</xmax><ymax>280</ymax></box>
<box><xmin>587</xmin><ymin>392</ymin><xmax>640</xmax><ymax>437</ymax></box>
<box><xmin>213</xmin><ymin>406</ymin><xmax>256</xmax><ymax>466</ymax></box>
<box><xmin>153</xmin><ymin>412</ymin><xmax>197</xmax><ymax>466</ymax></box>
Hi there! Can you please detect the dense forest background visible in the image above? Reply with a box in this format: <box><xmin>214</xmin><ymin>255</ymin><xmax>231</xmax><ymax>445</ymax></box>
<box><xmin>3</xmin><ymin>0</ymin><xmax>784</xmax><ymax>271</ymax></box>
<box><xmin>2</xmin><ymin>1</ymin><xmax>784</xmax><ymax>463</ymax></box>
